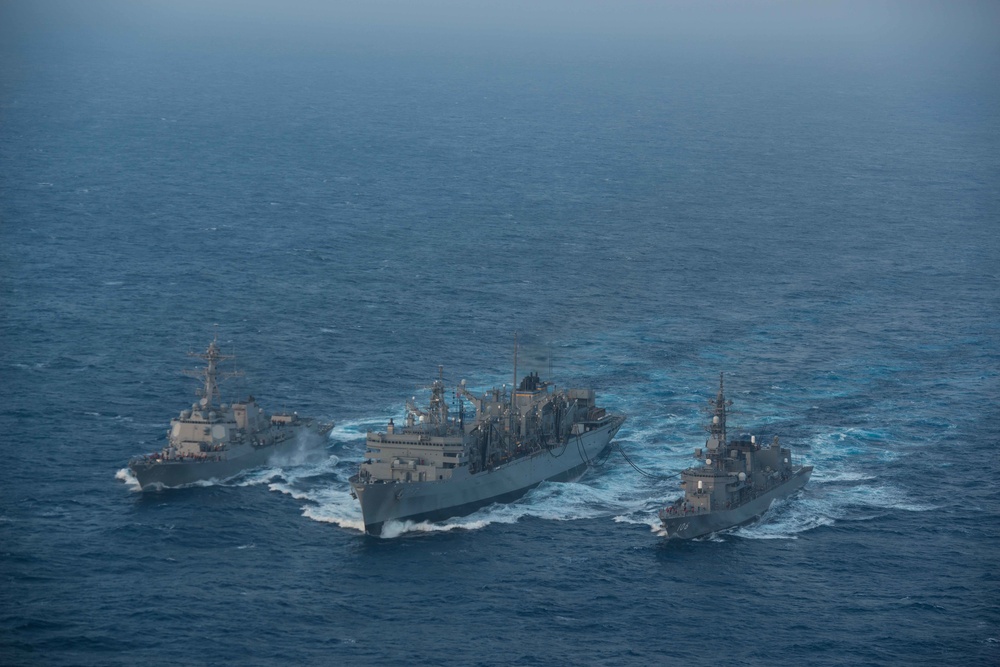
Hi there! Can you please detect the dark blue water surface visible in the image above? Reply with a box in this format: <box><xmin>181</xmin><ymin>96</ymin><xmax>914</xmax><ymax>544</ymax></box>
<box><xmin>2</xmin><ymin>3</ymin><xmax>999</xmax><ymax>665</ymax></box>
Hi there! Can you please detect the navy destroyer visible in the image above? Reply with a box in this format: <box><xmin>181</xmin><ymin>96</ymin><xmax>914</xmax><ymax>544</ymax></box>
<box><xmin>127</xmin><ymin>338</ymin><xmax>332</xmax><ymax>489</ymax></box>
<box><xmin>659</xmin><ymin>374</ymin><xmax>812</xmax><ymax>539</ymax></box>
<box><xmin>350</xmin><ymin>359</ymin><xmax>625</xmax><ymax>535</ymax></box>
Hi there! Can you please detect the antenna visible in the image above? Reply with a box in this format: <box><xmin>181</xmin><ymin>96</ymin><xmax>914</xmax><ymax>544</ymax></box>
<box><xmin>512</xmin><ymin>331</ymin><xmax>518</xmax><ymax>392</ymax></box>
<box><xmin>511</xmin><ymin>331</ymin><xmax>519</xmax><ymax>437</ymax></box>
<box><xmin>718</xmin><ymin>371</ymin><xmax>726</xmax><ymax>446</ymax></box>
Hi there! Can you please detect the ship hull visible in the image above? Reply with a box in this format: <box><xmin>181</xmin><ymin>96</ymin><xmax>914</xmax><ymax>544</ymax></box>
<box><xmin>351</xmin><ymin>416</ymin><xmax>624</xmax><ymax>535</ymax></box>
<box><xmin>129</xmin><ymin>425</ymin><xmax>324</xmax><ymax>490</ymax></box>
<box><xmin>660</xmin><ymin>466</ymin><xmax>813</xmax><ymax>539</ymax></box>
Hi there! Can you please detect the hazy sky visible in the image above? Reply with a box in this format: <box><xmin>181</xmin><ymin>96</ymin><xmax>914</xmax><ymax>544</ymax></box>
<box><xmin>3</xmin><ymin>0</ymin><xmax>997</xmax><ymax>57</ymax></box>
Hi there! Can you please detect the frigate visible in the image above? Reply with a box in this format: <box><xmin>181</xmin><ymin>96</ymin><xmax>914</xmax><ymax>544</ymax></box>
<box><xmin>350</xmin><ymin>359</ymin><xmax>625</xmax><ymax>535</ymax></box>
<box><xmin>127</xmin><ymin>338</ymin><xmax>332</xmax><ymax>489</ymax></box>
<box><xmin>658</xmin><ymin>374</ymin><xmax>812</xmax><ymax>539</ymax></box>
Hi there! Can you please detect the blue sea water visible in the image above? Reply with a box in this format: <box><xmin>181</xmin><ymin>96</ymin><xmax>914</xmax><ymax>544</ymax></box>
<box><xmin>2</xmin><ymin>3</ymin><xmax>999</xmax><ymax>665</ymax></box>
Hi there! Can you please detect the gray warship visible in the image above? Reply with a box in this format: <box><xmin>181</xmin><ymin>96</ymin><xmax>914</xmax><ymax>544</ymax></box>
<box><xmin>350</xmin><ymin>360</ymin><xmax>625</xmax><ymax>535</ymax></box>
<box><xmin>127</xmin><ymin>338</ymin><xmax>332</xmax><ymax>490</ymax></box>
<box><xmin>658</xmin><ymin>374</ymin><xmax>812</xmax><ymax>539</ymax></box>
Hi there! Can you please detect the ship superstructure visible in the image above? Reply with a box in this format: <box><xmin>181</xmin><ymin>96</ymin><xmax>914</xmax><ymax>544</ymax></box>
<box><xmin>350</xmin><ymin>364</ymin><xmax>624</xmax><ymax>535</ymax></box>
<box><xmin>658</xmin><ymin>374</ymin><xmax>812</xmax><ymax>539</ymax></box>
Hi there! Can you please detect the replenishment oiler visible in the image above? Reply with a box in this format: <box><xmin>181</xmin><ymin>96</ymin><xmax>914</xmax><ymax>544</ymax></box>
<box><xmin>350</xmin><ymin>357</ymin><xmax>625</xmax><ymax>535</ymax></box>
<box><xmin>658</xmin><ymin>374</ymin><xmax>812</xmax><ymax>539</ymax></box>
<box><xmin>127</xmin><ymin>338</ymin><xmax>332</xmax><ymax>490</ymax></box>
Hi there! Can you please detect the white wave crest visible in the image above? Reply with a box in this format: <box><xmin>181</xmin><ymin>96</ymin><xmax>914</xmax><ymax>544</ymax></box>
<box><xmin>187</xmin><ymin>478</ymin><xmax>223</xmax><ymax>488</ymax></box>
<box><xmin>379</xmin><ymin>516</ymin><xmax>504</xmax><ymax>538</ymax></box>
<box><xmin>268</xmin><ymin>432</ymin><xmax>332</xmax><ymax>468</ymax></box>
<box><xmin>268</xmin><ymin>480</ymin><xmax>366</xmax><ymax>532</ymax></box>
<box><xmin>733</xmin><ymin>498</ymin><xmax>837</xmax><ymax>540</ymax></box>
<box><xmin>230</xmin><ymin>467</ymin><xmax>284</xmax><ymax>487</ymax></box>
<box><xmin>115</xmin><ymin>467</ymin><xmax>141</xmax><ymax>491</ymax></box>
<box><xmin>268</xmin><ymin>478</ymin><xmax>325</xmax><ymax>501</ymax></box>
<box><xmin>838</xmin><ymin>484</ymin><xmax>937</xmax><ymax>513</ymax></box>
<box><xmin>811</xmin><ymin>469</ymin><xmax>878</xmax><ymax>483</ymax></box>
<box><xmin>328</xmin><ymin>417</ymin><xmax>386</xmax><ymax>444</ymax></box>
<box><xmin>301</xmin><ymin>499</ymin><xmax>365</xmax><ymax>534</ymax></box>
<box><xmin>612</xmin><ymin>513</ymin><xmax>663</xmax><ymax>533</ymax></box>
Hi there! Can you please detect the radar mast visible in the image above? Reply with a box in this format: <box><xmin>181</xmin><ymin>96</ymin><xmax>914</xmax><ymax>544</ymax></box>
<box><xmin>183</xmin><ymin>335</ymin><xmax>243</xmax><ymax>410</ymax></box>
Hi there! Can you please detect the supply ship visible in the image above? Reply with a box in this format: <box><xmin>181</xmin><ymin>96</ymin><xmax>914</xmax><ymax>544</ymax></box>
<box><xmin>127</xmin><ymin>338</ymin><xmax>332</xmax><ymax>489</ymax></box>
<box><xmin>350</xmin><ymin>359</ymin><xmax>625</xmax><ymax>535</ymax></box>
<box><xmin>659</xmin><ymin>374</ymin><xmax>812</xmax><ymax>539</ymax></box>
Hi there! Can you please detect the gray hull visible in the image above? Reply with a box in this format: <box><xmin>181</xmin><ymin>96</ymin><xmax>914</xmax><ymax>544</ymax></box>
<box><xmin>660</xmin><ymin>467</ymin><xmax>813</xmax><ymax>539</ymax></box>
<box><xmin>351</xmin><ymin>417</ymin><xmax>623</xmax><ymax>535</ymax></box>
<box><xmin>130</xmin><ymin>430</ymin><xmax>309</xmax><ymax>489</ymax></box>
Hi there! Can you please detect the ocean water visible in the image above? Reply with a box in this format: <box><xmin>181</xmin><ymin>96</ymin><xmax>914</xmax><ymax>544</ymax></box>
<box><xmin>2</xmin><ymin>3</ymin><xmax>999</xmax><ymax>666</ymax></box>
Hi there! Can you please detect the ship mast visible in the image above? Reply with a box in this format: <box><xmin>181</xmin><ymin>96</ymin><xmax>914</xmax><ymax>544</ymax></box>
<box><xmin>430</xmin><ymin>365</ymin><xmax>448</xmax><ymax>426</ymax></box>
<box><xmin>511</xmin><ymin>332</ymin><xmax>518</xmax><ymax>437</ymax></box>
<box><xmin>183</xmin><ymin>336</ymin><xmax>242</xmax><ymax>410</ymax></box>
<box><xmin>705</xmin><ymin>372</ymin><xmax>732</xmax><ymax>468</ymax></box>
<box><xmin>712</xmin><ymin>372</ymin><xmax>728</xmax><ymax>445</ymax></box>
<box><xmin>512</xmin><ymin>332</ymin><xmax>518</xmax><ymax>397</ymax></box>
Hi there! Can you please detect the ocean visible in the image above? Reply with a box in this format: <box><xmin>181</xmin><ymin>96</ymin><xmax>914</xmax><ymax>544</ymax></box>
<box><xmin>1</xmin><ymin>2</ymin><xmax>998</xmax><ymax>665</ymax></box>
